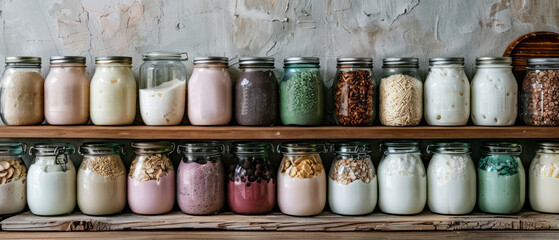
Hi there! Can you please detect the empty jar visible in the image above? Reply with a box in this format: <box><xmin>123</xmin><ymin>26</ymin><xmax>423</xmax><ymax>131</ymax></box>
<box><xmin>0</xmin><ymin>142</ymin><xmax>27</xmax><ymax>215</ymax></box>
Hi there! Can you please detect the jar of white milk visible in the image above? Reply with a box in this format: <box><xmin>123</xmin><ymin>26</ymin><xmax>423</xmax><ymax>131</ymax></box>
<box><xmin>530</xmin><ymin>142</ymin><xmax>559</xmax><ymax>213</ymax></box>
<box><xmin>90</xmin><ymin>56</ymin><xmax>136</xmax><ymax>125</ymax></box>
<box><xmin>471</xmin><ymin>57</ymin><xmax>518</xmax><ymax>126</ymax></box>
<box><xmin>27</xmin><ymin>143</ymin><xmax>76</xmax><ymax>216</ymax></box>
<box><xmin>424</xmin><ymin>58</ymin><xmax>470</xmax><ymax>126</ymax></box>
<box><xmin>426</xmin><ymin>142</ymin><xmax>476</xmax><ymax>215</ymax></box>
<box><xmin>0</xmin><ymin>142</ymin><xmax>27</xmax><ymax>215</ymax></box>
<box><xmin>378</xmin><ymin>141</ymin><xmax>426</xmax><ymax>215</ymax></box>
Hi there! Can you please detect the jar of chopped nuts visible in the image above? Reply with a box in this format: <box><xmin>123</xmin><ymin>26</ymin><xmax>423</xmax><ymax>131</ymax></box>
<box><xmin>334</xmin><ymin>58</ymin><xmax>376</xmax><ymax>126</ymax></box>
<box><xmin>0</xmin><ymin>142</ymin><xmax>27</xmax><ymax>215</ymax></box>
<box><xmin>128</xmin><ymin>141</ymin><xmax>175</xmax><ymax>215</ymax></box>
<box><xmin>521</xmin><ymin>58</ymin><xmax>559</xmax><ymax>126</ymax></box>
<box><xmin>277</xmin><ymin>142</ymin><xmax>327</xmax><ymax>216</ymax></box>
<box><xmin>328</xmin><ymin>142</ymin><xmax>377</xmax><ymax>215</ymax></box>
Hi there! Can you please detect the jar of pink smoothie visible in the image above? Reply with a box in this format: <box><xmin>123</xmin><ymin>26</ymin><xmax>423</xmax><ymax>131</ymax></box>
<box><xmin>128</xmin><ymin>141</ymin><xmax>175</xmax><ymax>215</ymax></box>
<box><xmin>187</xmin><ymin>57</ymin><xmax>232</xmax><ymax>125</ymax></box>
<box><xmin>44</xmin><ymin>56</ymin><xmax>89</xmax><ymax>125</ymax></box>
<box><xmin>177</xmin><ymin>142</ymin><xmax>225</xmax><ymax>215</ymax></box>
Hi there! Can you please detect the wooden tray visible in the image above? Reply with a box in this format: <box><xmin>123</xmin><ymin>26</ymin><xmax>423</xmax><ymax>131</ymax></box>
<box><xmin>503</xmin><ymin>31</ymin><xmax>559</xmax><ymax>82</ymax></box>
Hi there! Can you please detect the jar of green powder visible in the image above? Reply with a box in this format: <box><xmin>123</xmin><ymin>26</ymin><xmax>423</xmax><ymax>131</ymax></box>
<box><xmin>477</xmin><ymin>142</ymin><xmax>525</xmax><ymax>214</ymax></box>
<box><xmin>279</xmin><ymin>57</ymin><xmax>324</xmax><ymax>125</ymax></box>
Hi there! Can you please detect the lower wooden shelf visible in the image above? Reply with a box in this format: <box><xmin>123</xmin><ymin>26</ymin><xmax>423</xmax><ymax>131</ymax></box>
<box><xmin>1</xmin><ymin>211</ymin><xmax>558</xmax><ymax>232</ymax></box>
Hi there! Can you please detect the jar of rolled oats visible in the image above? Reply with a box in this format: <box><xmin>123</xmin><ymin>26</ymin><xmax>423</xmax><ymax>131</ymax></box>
<box><xmin>77</xmin><ymin>142</ymin><xmax>126</xmax><ymax>215</ymax></box>
<box><xmin>328</xmin><ymin>142</ymin><xmax>377</xmax><ymax>215</ymax></box>
<box><xmin>277</xmin><ymin>142</ymin><xmax>327</xmax><ymax>216</ymax></box>
<box><xmin>0</xmin><ymin>142</ymin><xmax>27</xmax><ymax>215</ymax></box>
<box><xmin>128</xmin><ymin>141</ymin><xmax>175</xmax><ymax>215</ymax></box>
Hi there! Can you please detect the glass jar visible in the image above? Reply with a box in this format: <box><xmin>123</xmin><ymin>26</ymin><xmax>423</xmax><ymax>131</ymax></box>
<box><xmin>139</xmin><ymin>52</ymin><xmax>187</xmax><ymax>126</ymax></box>
<box><xmin>77</xmin><ymin>142</ymin><xmax>126</xmax><ymax>215</ymax></box>
<box><xmin>529</xmin><ymin>142</ymin><xmax>559</xmax><ymax>213</ymax></box>
<box><xmin>128</xmin><ymin>141</ymin><xmax>175</xmax><ymax>215</ymax></box>
<box><xmin>0</xmin><ymin>56</ymin><xmax>44</xmax><ymax>125</ymax></box>
<box><xmin>426</xmin><ymin>142</ymin><xmax>476</xmax><ymax>215</ymax></box>
<box><xmin>0</xmin><ymin>142</ymin><xmax>27</xmax><ymax>215</ymax></box>
<box><xmin>227</xmin><ymin>142</ymin><xmax>275</xmax><ymax>214</ymax></box>
<box><xmin>378</xmin><ymin>141</ymin><xmax>426</xmax><ymax>215</ymax></box>
<box><xmin>90</xmin><ymin>56</ymin><xmax>136</xmax><ymax>125</ymax></box>
<box><xmin>279</xmin><ymin>57</ymin><xmax>324</xmax><ymax>125</ymax></box>
<box><xmin>44</xmin><ymin>56</ymin><xmax>90</xmax><ymax>125</ymax></box>
<box><xmin>471</xmin><ymin>57</ymin><xmax>518</xmax><ymax>126</ymax></box>
<box><xmin>27</xmin><ymin>143</ymin><xmax>76</xmax><ymax>216</ymax></box>
<box><xmin>424</xmin><ymin>58</ymin><xmax>470</xmax><ymax>126</ymax></box>
<box><xmin>328</xmin><ymin>142</ymin><xmax>377</xmax><ymax>215</ymax></box>
<box><xmin>277</xmin><ymin>142</ymin><xmax>327</xmax><ymax>216</ymax></box>
<box><xmin>520</xmin><ymin>58</ymin><xmax>559</xmax><ymax>126</ymax></box>
<box><xmin>379</xmin><ymin>58</ymin><xmax>422</xmax><ymax>126</ymax></box>
<box><xmin>235</xmin><ymin>57</ymin><xmax>278</xmax><ymax>126</ymax></box>
<box><xmin>477</xmin><ymin>142</ymin><xmax>525</xmax><ymax>214</ymax></box>
<box><xmin>177</xmin><ymin>142</ymin><xmax>225</xmax><ymax>215</ymax></box>
<box><xmin>187</xmin><ymin>57</ymin><xmax>232</xmax><ymax>125</ymax></box>
<box><xmin>334</xmin><ymin>58</ymin><xmax>376</xmax><ymax>126</ymax></box>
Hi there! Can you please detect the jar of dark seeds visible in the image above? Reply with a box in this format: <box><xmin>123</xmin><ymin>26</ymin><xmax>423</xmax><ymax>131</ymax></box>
<box><xmin>521</xmin><ymin>58</ymin><xmax>559</xmax><ymax>126</ymax></box>
<box><xmin>334</xmin><ymin>58</ymin><xmax>376</xmax><ymax>126</ymax></box>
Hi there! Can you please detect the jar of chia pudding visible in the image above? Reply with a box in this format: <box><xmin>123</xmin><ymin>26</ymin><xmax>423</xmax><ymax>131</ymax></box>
<box><xmin>334</xmin><ymin>58</ymin><xmax>376</xmax><ymax>126</ymax></box>
<box><xmin>227</xmin><ymin>142</ymin><xmax>275</xmax><ymax>214</ymax></box>
<box><xmin>177</xmin><ymin>142</ymin><xmax>225</xmax><ymax>215</ymax></box>
<box><xmin>28</xmin><ymin>143</ymin><xmax>76</xmax><ymax>216</ymax></box>
<box><xmin>128</xmin><ymin>141</ymin><xmax>175</xmax><ymax>215</ymax></box>
<box><xmin>0</xmin><ymin>142</ymin><xmax>27</xmax><ymax>215</ymax></box>
<box><xmin>477</xmin><ymin>142</ymin><xmax>525</xmax><ymax>214</ymax></box>
<box><xmin>235</xmin><ymin>57</ymin><xmax>278</xmax><ymax>126</ymax></box>
<box><xmin>529</xmin><ymin>142</ymin><xmax>559</xmax><ymax>213</ymax></box>
<box><xmin>279</xmin><ymin>57</ymin><xmax>324</xmax><ymax>125</ymax></box>
<box><xmin>277</xmin><ymin>142</ymin><xmax>327</xmax><ymax>216</ymax></box>
<box><xmin>77</xmin><ymin>142</ymin><xmax>126</xmax><ymax>215</ymax></box>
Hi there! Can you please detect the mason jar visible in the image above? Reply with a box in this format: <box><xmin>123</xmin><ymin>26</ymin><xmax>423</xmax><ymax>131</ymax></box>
<box><xmin>520</xmin><ymin>58</ymin><xmax>559</xmax><ymax>126</ymax></box>
<box><xmin>177</xmin><ymin>142</ymin><xmax>225</xmax><ymax>215</ymax></box>
<box><xmin>280</xmin><ymin>57</ymin><xmax>324</xmax><ymax>125</ymax></box>
<box><xmin>328</xmin><ymin>142</ymin><xmax>377</xmax><ymax>215</ymax></box>
<box><xmin>235</xmin><ymin>57</ymin><xmax>278</xmax><ymax>126</ymax></box>
<box><xmin>0</xmin><ymin>56</ymin><xmax>44</xmax><ymax>125</ymax></box>
<box><xmin>426</xmin><ymin>142</ymin><xmax>476</xmax><ymax>215</ymax></box>
<box><xmin>44</xmin><ymin>56</ymin><xmax>90</xmax><ymax>125</ymax></box>
<box><xmin>529</xmin><ymin>142</ymin><xmax>559</xmax><ymax>213</ymax></box>
<box><xmin>0</xmin><ymin>142</ymin><xmax>27</xmax><ymax>215</ymax></box>
<box><xmin>471</xmin><ymin>57</ymin><xmax>518</xmax><ymax>126</ymax></box>
<box><xmin>227</xmin><ymin>142</ymin><xmax>275</xmax><ymax>214</ymax></box>
<box><xmin>379</xmin><ymin>58</ymin><xmax>422</xmax><ymax>126</ymax></box>
<box><xmin>334</xmin><ymin>58</ymin><xmax>376</xmax><ymax>126</ymax></box>
<box><xmin>128</xmin><ymin>141</ymin><xmax>175</xmax><ymax>215</ymax></box>
<box><xmin>378</xmin><ymin>141</ymin><xmax>426</xmax><ymax>215</ymax></box>
<box><xmin>27</xmin><ymin>143</ymin><xmax>76</xmax><ymax>216</ymax></box>
<box><xmin>188</xmin><ymin>57</ymin><xmax>232</xmax><ymax>125</ymax></box>
<box><xmin>277</xmin><ymin>142</ymin><xmax>327</xmax><ymax>216</ymax></box>
<box><xmin>139</xmin><ymin>52</ymin><xmax>187</xmax><ymax>126</ymax></box>
<box><xmin>90</xmin><ymin>56</ymin><xmax>136</xmax><ymax>125</ymax></box>
<box><xmin>77</xmin><ymin>142</ymin><xmax>126</xmax><ymax>215</ymax></box>
<box><xmin>477</xmin><ymin>142</ymin><xmax>525</xmax><ymax>214</ymax></box>
<box><xmin>424</xmin><ymin>58</ymin><xmax>470</xmax><ymax>126</ymax></box>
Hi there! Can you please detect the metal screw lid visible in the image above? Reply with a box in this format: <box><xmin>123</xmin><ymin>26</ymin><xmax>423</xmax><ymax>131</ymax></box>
<box><xmin>382</xmin><ymin>57</ymin><xmax>419</xmax><ymax>68</ymax></box>
<box><xmin>142</xmin><ymin>51</ymin><xmax>188</xmax><ymax>61</ymax></box>
<box><xmin>95</xmin><ymin>56</ymin><xmax>132</xmax><ymax>64</ymax></box>
<box><xmin>476</xmin><ymin>57</ymin><xmax>512</xmax><ymax>65</ymax></box>
<box><xmin>239</xmin><ymin>57</ymin><xmax>274</xmax><ymax>68</ymax></box>
<box><xmin>336</xmin><ymin>57</ymin><xmax>373</xmax><ymax>68</ymax></box>
<box><xmin>429</xmin><ymin>57</ymin><xmax>465</xmax><ymax>66</ymax></box>
<box><xmin>283</xmin><ymin>57</ymin><xmax>320</xmax><ymax>66</ymax></box>
<box><xmin>527</xmin><ymin>58</ymin><xmax>559</xmax><ymax>65</ymax></box>
<box><xmin>5</xmin><ymin>56</ymin><xmax>41</xmax><ymax>66</ymax></box>
<box><xmin>50</xmin><ymin>56</ymin><xmax>86</xmax><ymax>64</ymax></box>
<box><xmin>193</xmin><ymin>56</ymin><xmax>228</xmax><ymax>65</ymax></box>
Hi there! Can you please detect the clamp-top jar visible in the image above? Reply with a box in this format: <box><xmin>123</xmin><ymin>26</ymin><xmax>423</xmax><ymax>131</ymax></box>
<box><xmin>334</xmin><ymin>58</ymin><xmax>376</xmax><ymax>126</ymax></box>
<box><xmin>0</xmin><ymin>56</ymin><xmax>44</xmax><ymax>125</ymax></box>
<box><xmin>521</xmin><ymin>58</ymin><xmax>559</xmax><ymax>126</ymax></box>
<box><xmin>0</xmin><ymin>142</ymin><xmax>27</xmax><ymax>215</ymax></box>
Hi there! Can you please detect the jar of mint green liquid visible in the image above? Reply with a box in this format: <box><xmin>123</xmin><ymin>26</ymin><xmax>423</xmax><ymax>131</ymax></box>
<box><xmin>477</xmin><ymin>142</ymin><xmax>525</xmax><ymax>214</ymax></box>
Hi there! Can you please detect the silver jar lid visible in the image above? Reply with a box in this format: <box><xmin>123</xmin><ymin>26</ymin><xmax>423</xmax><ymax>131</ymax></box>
<box><xmin>142</xmin><ymin>51</ymin><xmax>188</xmax><ymax>61</ymax></box>
<box><xmin>284</xmin><ymin>57</ymin><xmax>320</xmax><ymax>66</ymax></box>
<box><xmin>50</xmin><ymin>56</ymin><xmax>86</xmax><ymax>64</ymax></box>
<box><xmin>527</xmin><ymin>58</ymin><xmax>559</xmax><ymax>65</ymax></box>
<box><xmin>337</xmin><ymin>57</ymin><xmax>373</xmax><ymax>68</ymax></box>
<box><xmin>476</xmin><ymin>57</ymin><xmax>512</xmax><ymax>65</ymax></box>
<box><xmin>382</xmin><ymin>58</ymin><xmax>419</xmax><ymax>68</ymax></box>
<box><xmin>95</xmin><ymin>56</ymin><xmax>132</xmax><ymax>64</ymax></box>
<box><xmin>239</xmin><ymin>57</ymin><xmax>274</xmax><ymax>68</ymax></box>
<box><xmin>429</xmin><ymin>57</ymin><xmax>464</xmax><ymax>66</ymax></box>
<box><xmin>193</xmin><ymin>56</ymin><xmax>228</xmax><ymax>65</ymax></box>
<box><xmin>5</xmin><ymin>56</ymin><xmax>41</xmax><ymax>66</ymax></box>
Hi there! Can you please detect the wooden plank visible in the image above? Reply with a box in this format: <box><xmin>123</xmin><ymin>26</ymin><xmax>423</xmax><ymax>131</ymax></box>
<box><xmin>2</xmin><ymin>211</ymin><xmax>559</xmax><ymax>232</ymax></box>
<box><xmin>0</xmin><ymin>126</ymin><xmax>557</xmax><ymax>139</ymax></box>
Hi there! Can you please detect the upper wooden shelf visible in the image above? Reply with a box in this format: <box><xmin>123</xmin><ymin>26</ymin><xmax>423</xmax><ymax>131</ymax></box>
<box><xmin>0</xmin><ymin>125</ymin><xmax>556</xmax><ymax>139</ymax></box>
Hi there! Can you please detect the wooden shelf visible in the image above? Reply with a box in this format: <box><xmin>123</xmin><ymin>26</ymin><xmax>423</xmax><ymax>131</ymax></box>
<box><xmin>1</xmin><ymin>211</ymin><xmax>558</xmax><ymax>232</ymax></box>
<box><xmin>0</xmin><ymin>125</ymin><xmax>556</xmax><ymax>139</ymax></box>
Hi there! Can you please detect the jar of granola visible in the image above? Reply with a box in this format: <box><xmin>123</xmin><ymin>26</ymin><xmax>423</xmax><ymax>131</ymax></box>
<box><xmin>0</xmin><ymin>142</ymin><xmax>27</xmax><ymax>215</ymax></box>
<box><xmin>334</xmin><ymin>58</ymin><xmax>376</xmax><ymax>126</ymax></box>
<box><xmin>128</xmin><ymin>141</ymin><xmax>175</xmax><ymax>215</ymax></box>
<box><xmin>328</xmin><ymin>142</ymin><xmax>377</xmax><ymax>215</ymax></box>
<box><xmin>77</xmin><ymin>142</ymin><xmax>126</xmax><ymax>215</ymax></box>
<box><xmin>520</xmin><ymin>58</ymin><xmax>559</xmax><ymax>126</ymax></box>
<box><xmin>277</xmin><ymin>142</ymin><xmax>327</xmax><ymax>216</ymax></box>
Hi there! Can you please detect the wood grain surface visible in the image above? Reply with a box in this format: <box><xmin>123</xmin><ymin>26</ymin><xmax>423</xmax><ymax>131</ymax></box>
<box><xmin>503</xmin><ymin>31</ymin><xmax>559</xmax><ymax>82</ymax></box>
